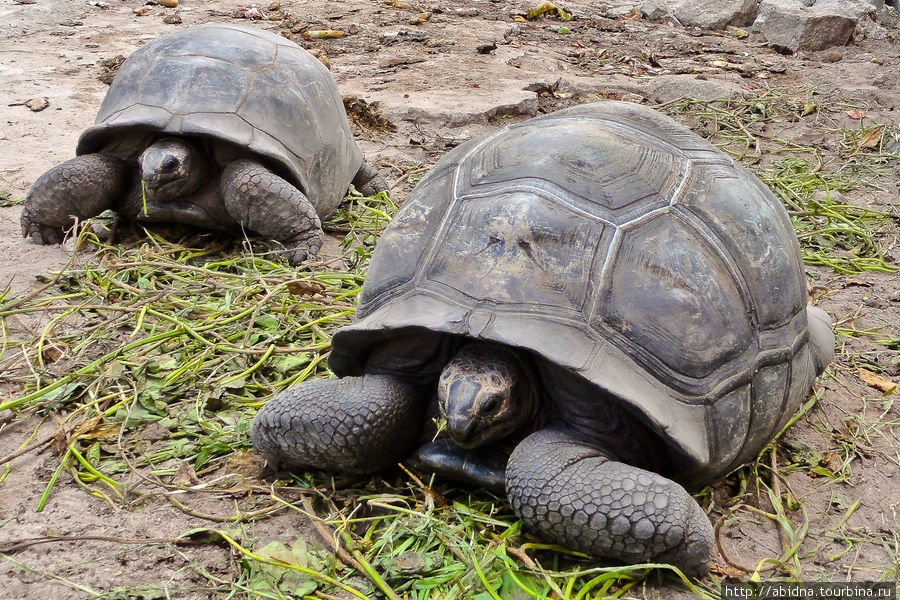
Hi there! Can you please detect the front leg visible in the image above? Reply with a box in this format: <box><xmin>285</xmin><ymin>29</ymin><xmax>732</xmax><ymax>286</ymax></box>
<box><xmin>351</xmin><ymin>161</ymin><xmax>389</xmax><ymax>197</ymax></box>
<box><xmin>251</xmin><ymin>374</ymin><xmax>428</xmax><ymax>475</ymax></box>
<box><xmin>220</xmin><ymin>159</ymin><xmax>323</xmax><ymax>265</ymax></box>
<box><xmin>22</xmin><ymin>154</ymin><xmax>130</xmax><ymax>244</ymax></box>
<box><xmin>506</xmin><ymin>428</ymin><xmax>714</xmax><ymax>576</ymax></box>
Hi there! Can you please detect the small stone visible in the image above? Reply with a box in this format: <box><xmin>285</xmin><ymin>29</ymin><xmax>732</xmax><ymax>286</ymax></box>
<box><xmin>163</xmin><ymin>12</ymin><xmax>181</xmax><ymax>24</ymax></box>
<box><xmin>159</xmin><ymin>0</ymin><xmax>177</xmax><ymax>7</ymax></box>
<box><xmin>822</xmin><ymin>49</ymin><xmax>843</xmax><ymax>62</ymax></box>
<box><xmin>476</xmin><ymin>41</ymin><xmax>497</xmax><ymax>54</ymax></box>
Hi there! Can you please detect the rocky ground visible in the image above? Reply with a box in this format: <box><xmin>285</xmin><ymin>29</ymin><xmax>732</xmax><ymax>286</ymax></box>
<box><xmin>0</xmin><ymin>0</ymin><xmax>898</xmax><ymax>598</ymax></box>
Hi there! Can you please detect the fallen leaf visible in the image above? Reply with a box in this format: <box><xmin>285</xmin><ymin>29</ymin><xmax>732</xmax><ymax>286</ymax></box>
<box><xmin>25</xmin><ymin>97</ymin><xmax>49</xmax><ymax>111</ymax></box>
<box><xmin>846</xmin><ymin>109</ymin><xmax>865</xmax><ymax>120</ymax></box>
<box><xmin>857</xmin><ymin>128</ymin><xmax>882</xmax><ymax>149</ymax></box>
<box><xmin>859</xmin><ymin>368</ymin><xmax>897</xmax><ymax>394</ymax></box>
<box><xmin>172</xmin><ymin>461</ymin><xmax>200</xmax><ymax>486</ymax></box>
<box><xmin>286</xmin><ymin>280</ymin><xmax>325</xmax><ymax>297</ymax></box>
<box><xmin>41</xmin><ymin>343</ymin><xmax>65</xmax><ymax>363</ymax></box>
<box><xmin>303</xmin><ymin>29</ymin><xmax>344</xmax><ymax>38</ymax></box>
<box><xmin>819</xmin><ymin>451</ymin><xmax>843</xmax><ymax>473</ymax></box>
<box><xmin>526</xmin><ymin>1</ymin><xmax>572</xmax><ymax>21</ymax></box>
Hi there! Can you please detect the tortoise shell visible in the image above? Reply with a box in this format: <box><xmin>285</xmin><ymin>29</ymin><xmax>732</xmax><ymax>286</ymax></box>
<box><xmin>329</xmin><ymin>101</ymin><xmax>826</xmax><ymax>486</ymax></box>
<box><xmin>76</xmin><ymin>23</ymin><xmax>362</xmax><ymax>216</ymax></box>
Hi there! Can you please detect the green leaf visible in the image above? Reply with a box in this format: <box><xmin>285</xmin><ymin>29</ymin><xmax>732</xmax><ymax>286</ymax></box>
<box><xmin>255</xmin><ymin>314</ymin><xmax>279</xmax><ymax>330</ymax></box>
<box><xmin>245</xmin><ymin>539</ymin><xmax>322</xmax><ymax>597</ymax></box>
<box><xmin>271</xmin><ymin>353</ymin><xmax>310</xmax><ymax>375</ymax></box>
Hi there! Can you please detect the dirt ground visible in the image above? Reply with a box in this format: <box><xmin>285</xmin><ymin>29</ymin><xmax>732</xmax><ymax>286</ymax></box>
<box><xmin>1</xmin><ymin>0</ymin><xmax>899</xmax><ymax>598</ymax></box>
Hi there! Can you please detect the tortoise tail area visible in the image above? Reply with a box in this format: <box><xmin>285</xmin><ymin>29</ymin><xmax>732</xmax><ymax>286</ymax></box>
<box><xmin>806</xmin><ymin>306</ymin><xmax>835</xmax><ymax>375</ymax></box>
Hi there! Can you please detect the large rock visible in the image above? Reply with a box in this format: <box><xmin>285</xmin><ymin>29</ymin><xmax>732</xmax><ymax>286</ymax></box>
<box><xmin>752</xmin><ymin>0</ymin><xmax>859</xmax><ymax>53</ymax></box>
<box><xmin>818</xmin><ymin>0</ymin><xmax>877</xmax><ymax>19</ymax></box>
<box><xmin>673</xmin><ymin>0</ymin><xmax>759</xmax><ymax>29</ymax></box>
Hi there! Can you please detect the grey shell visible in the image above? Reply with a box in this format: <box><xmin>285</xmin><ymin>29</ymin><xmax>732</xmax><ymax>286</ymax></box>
<box><xmin>76</xmin><ymin>24</ymin><xmax>362</xmax><ymax>216</ymax></box>
<box><xmin>330</xmin><ymin>101</ymin><xmax>823</xmax><ymax>487</ymax></box>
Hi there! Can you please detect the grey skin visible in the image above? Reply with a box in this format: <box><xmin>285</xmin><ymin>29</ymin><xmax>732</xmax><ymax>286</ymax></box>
<box><xmin>22</xmin><ymin>137</ymin><xmax>385</xmax><ymax>264</ymax></box>
<box><xmin>252</xmin><ymin>342</ymin><xmax>713</xmax><ymax>575</ymax></box>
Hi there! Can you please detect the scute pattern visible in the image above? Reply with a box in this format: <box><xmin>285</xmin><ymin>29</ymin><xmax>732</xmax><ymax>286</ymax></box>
<box><xmin>75</xmin><ymin>23</ymin><xmax>361</xmax><ymax>217</ymax></box>
<box><xmin>332</xmin><ymin>101</ymin><xmax>825</xmax><ymax>484</ymax></box>
<box><xmin>459</xmin><ymin>119</ymin><xmax>685</xmax><ymax>223</ymax></box>
<box><xmin>680</xmin><ymin>165</ymin><xmax>806</xmax><ymax>329</ymax></box>
<box><xmin>425</xmin><ymin>192</ymin><xmax>606</xmax><ymax>311</ymax></box>
<box><xmin>599</xmin><ymin>213</ymin><xmax>753</xmax><ymax>380</ymax></box>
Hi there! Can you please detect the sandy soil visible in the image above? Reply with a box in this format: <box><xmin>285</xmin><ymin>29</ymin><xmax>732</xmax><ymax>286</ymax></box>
<box><xmin>1</xmin><ymin>0</ymin><xmax>899</xmax><ymax>597</ymax></box>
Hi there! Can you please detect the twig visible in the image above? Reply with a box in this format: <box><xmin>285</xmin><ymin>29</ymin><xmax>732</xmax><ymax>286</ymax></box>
<box><xmin>300</xmin><ymin>496</ymin><xmax>365</xmax><ymax>572</ymax></box>
<box><xmin>0</xmin><ymin>436</ymin><xmax>54</xmax><ymax>466</ymax></box>
<box><xmin>0</xmin><ymin>533</ymin><xmax>205</xmax><ymax>554</ymax></box>
<box><xmin>164</xmin><ymin>491</ymin><xmax>289</xmax><ymax>522</ymax></box>
<box><xmin>398</xmin><ymin>462</ymin><xmax>447</xmax><ymax>508</ymax></box>
<box><xmin>714</xmin><ymin>512</ymin><xmax>775</xmax><ymax>573</ymax></box>
<box><xmin>769</xmin><ymin>447</ymin><xmax>791</xmax><ymax>557</ymax></box>
<box><xmin>0</xmin><ymin>248</ymin><xmax>80</xmax><ymax>314</ymax></box>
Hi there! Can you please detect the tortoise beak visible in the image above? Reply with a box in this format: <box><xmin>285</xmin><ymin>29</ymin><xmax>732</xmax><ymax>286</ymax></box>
<box><xmin>448</xmin><ymin>415</ymin><xmax>479</xmax><ymax>447</ymax></box>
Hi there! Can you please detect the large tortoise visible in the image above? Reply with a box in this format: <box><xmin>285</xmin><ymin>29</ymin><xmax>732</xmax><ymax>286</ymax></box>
<box><xmin>251</xmin><ymin>101</ymin><xmax>834</xmax><ymax>574</ymax></box>
<box><xmin>21</xmin><ymin>24</ymin><xmax>385</xmax><ymax>264</ymax></box>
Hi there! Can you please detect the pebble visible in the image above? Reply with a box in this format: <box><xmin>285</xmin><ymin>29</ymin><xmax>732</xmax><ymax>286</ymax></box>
<box><xmin>476</xmin><ymin>41</ymin><xmax>497</xmax><ymax>54</ymax></box>
<box><xmin>160</xmin><ymin>0</ymin><xmax>177</xmax><ymax>7</ymax></box>
<box><xmin>822</xmin><ymin>49</ymin><xmax>843</xmax><ymax>63</ymax></box>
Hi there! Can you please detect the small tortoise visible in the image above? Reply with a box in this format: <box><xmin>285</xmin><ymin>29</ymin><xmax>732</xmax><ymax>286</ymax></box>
<box><xmin>251</xmin><ymin>101</ymin><xmax>834</xmax><ymax>574</ymax></box>
<box><xmin>21</xmin><ymin>24</ymin><xmax>385</xmax><ymax>264</ymax></box>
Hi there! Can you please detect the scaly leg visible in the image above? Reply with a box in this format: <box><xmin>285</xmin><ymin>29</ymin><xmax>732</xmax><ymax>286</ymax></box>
<box><xmin>251</xmin><ymin>374</ymin><xmax>428</xmax><ymax>474</ymax></box>
<box><xmin>22</xmin><ymin>154</ymin><xmax>129</xmax><ymax>244</ymax></box>
<box><xmin>351</xmin><ymin>161</ymin><xmax>389</xmax><ymax>197</ymax></box>
<box><xmin>220</xmin><ymin>159</ymin><xmax>323</xmax><ymax>265</ymax></box>
<box><xmin>506</xmin><ymin>428</ymin><xmax>714</xmax><ymax>576</ymax></box>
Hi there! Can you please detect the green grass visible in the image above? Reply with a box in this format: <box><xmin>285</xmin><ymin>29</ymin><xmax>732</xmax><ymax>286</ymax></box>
<box><xmin>2</xmin><ymin>90</ymin><xmax>899</xmax><ymax>598</ymax></box>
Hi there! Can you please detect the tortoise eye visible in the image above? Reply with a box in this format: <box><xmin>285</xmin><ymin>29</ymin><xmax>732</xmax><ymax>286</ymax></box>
<box><xmin>480</xmin><ymin>393</ymin><xmax>502</xmax><ymax>414</ymax></box>
<box><xmin>162</xmin><ymin>156</ymin><xmax>179</xmax><ymax>172</ymax></box>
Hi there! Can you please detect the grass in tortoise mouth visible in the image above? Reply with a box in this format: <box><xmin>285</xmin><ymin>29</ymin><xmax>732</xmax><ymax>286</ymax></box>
<box><xmin>0</xmin><ymin>91</ymin><xmax>898</xmax><ymax>599</ymax></box>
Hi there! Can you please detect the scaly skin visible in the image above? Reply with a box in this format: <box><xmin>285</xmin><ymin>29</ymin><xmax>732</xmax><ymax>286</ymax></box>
<box><xmin>506</xmin><ymin>428</ymin><xmax>714</xmax><ymax>576</ymax></box>
<box><xmin>251</xmin><ymin>374</ymin><xmax>428</xmax><ymax>474</ymax></box>
<box><xmin>220</xmin><ymin>159</ymin><xmax>324</xmax><ymax>265</ymax></box>
<box><xmin>351</xmin><ymin>161</ymin><xmax>389</xmax><ymax>197</ymax></box>
<box><xmin>22</xmin><ymin>153</ymin><xmax>129</xmax><ymax>244</ymax></box>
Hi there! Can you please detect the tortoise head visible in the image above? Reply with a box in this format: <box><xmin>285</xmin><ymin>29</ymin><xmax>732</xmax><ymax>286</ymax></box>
<box><xmin>139</xmin><ymin>137</ymin><xmax>208</xmax><ymax>201</ymax></box>
<box><xmin>437</xmin><ymin>343</ymin><xmax>534</xmax><ymax>449</ymax></box>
